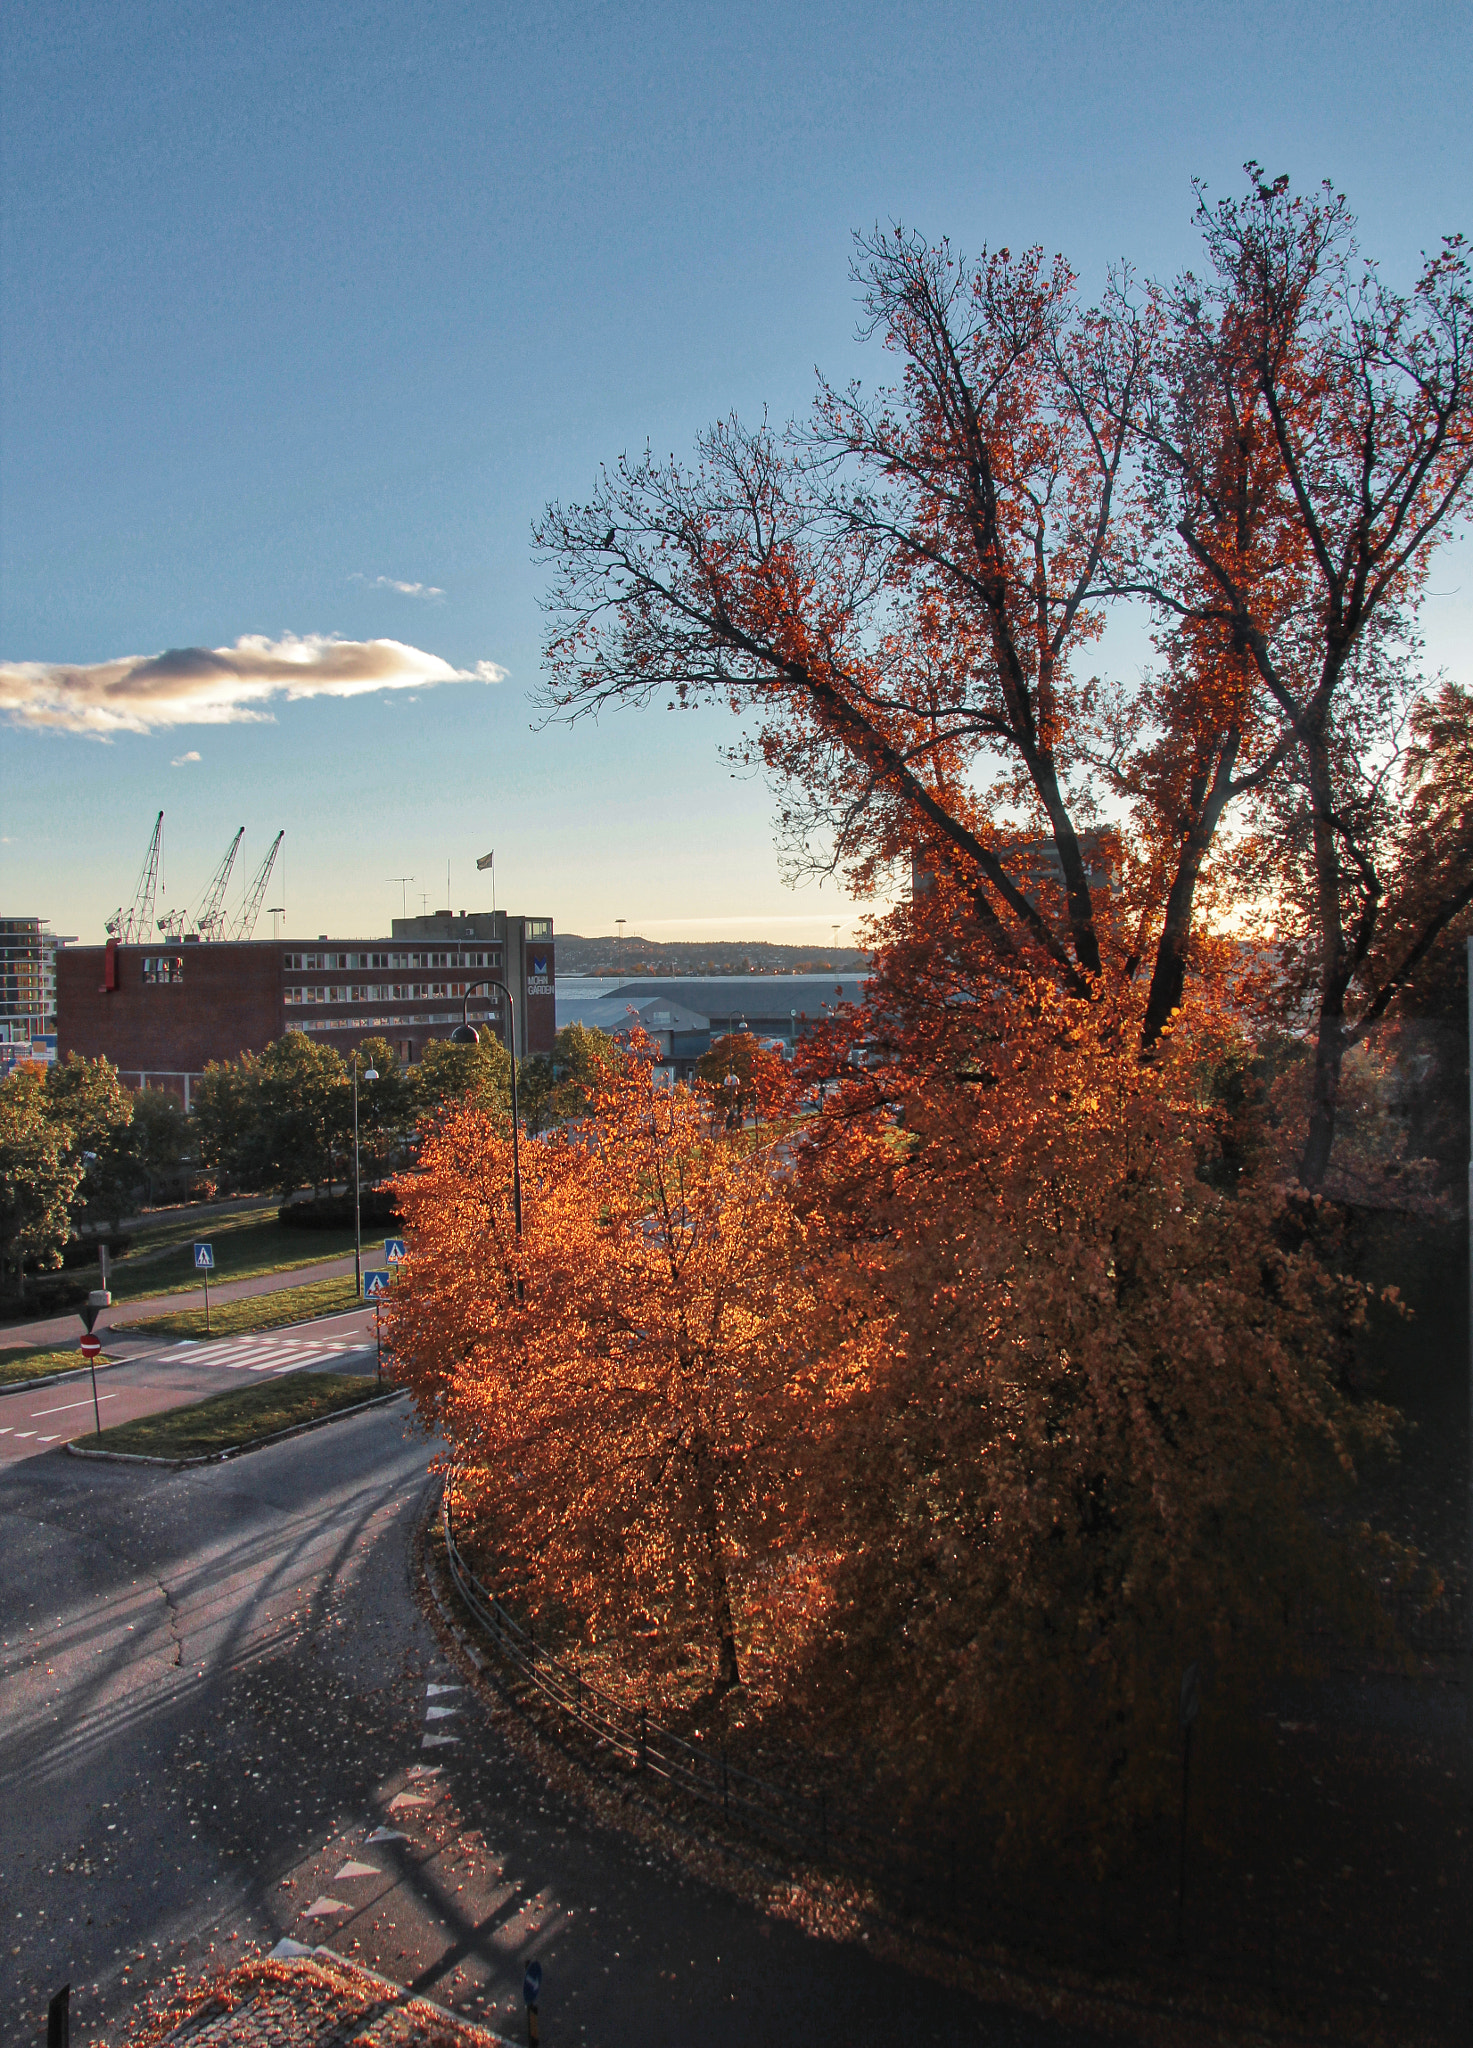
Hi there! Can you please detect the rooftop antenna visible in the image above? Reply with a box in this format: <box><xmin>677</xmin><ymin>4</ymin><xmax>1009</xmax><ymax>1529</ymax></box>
<box><xmin>385</xmin><ymin>876</ymin><xmax>414</xmax><ymax>919</ymax></box>
<box><xmin>616</xmin><ymin>919</ymin><xmax>626</xmax><ymax>945</ymax></box>
<box><xmin>267</xmin><ymin>907</ymin><xmax>285</xmax><ymax>940</ymax></box>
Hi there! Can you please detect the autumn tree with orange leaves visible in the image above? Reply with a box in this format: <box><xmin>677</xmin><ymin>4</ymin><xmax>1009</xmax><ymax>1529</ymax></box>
<box><xmin>388</xmin><ymin>1034</ymin><xmax>878</xmax><ymax>1707</ymax></box>
<box><xmin>534</xmin><ymin>172</ymin><xmax>1473</xmax><ymax>1190</ymax></box>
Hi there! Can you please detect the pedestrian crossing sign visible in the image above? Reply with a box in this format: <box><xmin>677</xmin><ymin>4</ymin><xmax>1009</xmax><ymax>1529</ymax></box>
<box><xmin>384</xmin><ymin>1237</ymin><xmax>407</xmax><ymax>1263</ymax></box>
<box><xmin>193</xmin><ymin>1242</ymin><xmax>214</xmax><ymax>1270</ymax></box>
<box><xmin>363</xmin><ymin>1268</ymin><xmax>391</xmax><ymax>1297</ymax></box>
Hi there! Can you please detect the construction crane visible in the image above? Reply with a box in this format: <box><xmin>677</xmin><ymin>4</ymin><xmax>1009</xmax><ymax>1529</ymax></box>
<box><xmin>232</xmin><ymin>831</ymin><xmax>284</xmax><ymax>940</ymax></box>
<box><xmin>193</xmin><ymin>827</ymin><xmax>245</xmax><ymax>939</ymax></box>
<box><xmin>106</xmin><ymin>811</ymin><xmax>163</xmax><ymax>944</ymax></box>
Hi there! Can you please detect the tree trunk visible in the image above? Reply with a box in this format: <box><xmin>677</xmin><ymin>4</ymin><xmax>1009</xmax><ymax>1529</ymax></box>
<box><xmin>692</xmin><ymin>1431</ymin><xmax>741</xmax><ymax>1692</ymax></box>
<box><xmin>1141</xmin><ymin>736</ymin><xmax>1240</xmax><ymax>1049</ymax></box>
<box><xmin>1298</xmin><ymin>741</ymin><xmax>1350</xmax><ymax>1189</ymax></box>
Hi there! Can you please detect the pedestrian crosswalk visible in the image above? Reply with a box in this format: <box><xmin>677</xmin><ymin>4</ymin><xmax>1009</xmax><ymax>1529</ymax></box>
<box><xmin>179</xmin><ymin>1330</ymin><xmax>369</xmax><ymax>1377</ymax></box>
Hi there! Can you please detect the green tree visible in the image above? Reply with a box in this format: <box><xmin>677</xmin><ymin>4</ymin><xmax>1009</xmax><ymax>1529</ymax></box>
<box><xmin>253</xmin><ymin>1033</ymin><xmax>348</xmax><ymax>1195</ymax></box>
<box><xmin>350</xmin><ymin>1037</ymin><xmax>416</xmax><ymax>1178</ymax></box>
<box><xmin>193</xmin><ymin>1055</ymin><xmax>266</xmax><ymax>1195</ymax></box>
<box><xmin>413</xmin><ymin>1033</ymin><xmax>512</xmax><ymax>1121</ymax></box>
<box><xmin>519</xmin><ymin>1021</ymin><xmax>621</xmax><ymax>1134</ymax></box>
<box><xmin>129</xmin><ymin>1088</ymin><xmax>193</xmax><ymax>1206</ymax></box>
<box><xmin>44</xmin><ymin>1054</ymin><xmax>137</xmax><ymax>1230</ymax></box>
<box><xmin>0</xmin><ymin>1066</ymin><xmax>84</xmax><ymax>1298</ymax></box>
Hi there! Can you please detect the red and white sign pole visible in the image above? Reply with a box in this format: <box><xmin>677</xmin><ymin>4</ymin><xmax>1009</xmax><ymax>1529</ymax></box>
<box><xmin>78</xmin><ymin>1289</ymin><xmax>110</xmax><ymax>1436</ymax></box>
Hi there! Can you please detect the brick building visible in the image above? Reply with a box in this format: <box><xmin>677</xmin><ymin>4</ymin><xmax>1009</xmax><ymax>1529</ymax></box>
<box><xmin>57</xmin><ymin>909</ymin><xmax>554</xmax><ymax>1104</ymax></box>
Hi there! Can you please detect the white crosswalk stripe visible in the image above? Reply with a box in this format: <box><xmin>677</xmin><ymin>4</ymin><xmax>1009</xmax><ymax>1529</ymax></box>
<box><xmin>176</xmin><ymin>1331</ymin><xmax>368</xmax><ymax>1376</ymax></box>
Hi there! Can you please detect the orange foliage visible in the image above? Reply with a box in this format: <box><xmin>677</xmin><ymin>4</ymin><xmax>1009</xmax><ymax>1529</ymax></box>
<box><xmin>388</xmin><ymin>1031</ymin><xmax>880</xmax><ymax>1708</ymax></box>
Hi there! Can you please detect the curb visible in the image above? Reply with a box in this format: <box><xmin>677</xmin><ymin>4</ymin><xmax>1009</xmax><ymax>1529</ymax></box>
<box><xmin>64</xmin><ymin>1385</ymin><xmax>408</xmax><ymax>1469</ymax></box>
<box><xmin>267</xmin><ymin>1944</ymin><xmax>515</xmax><ymax>2044</ymax></box>
<box><xmin>0</xmin><ymin>1355</ymin><xmax>131</xmax><ymax>1396</ymax></box>
<box><xmin>117</xmin><ymin>1296</ymin><xmax>363</xmax><ymax>1341</ymax></box>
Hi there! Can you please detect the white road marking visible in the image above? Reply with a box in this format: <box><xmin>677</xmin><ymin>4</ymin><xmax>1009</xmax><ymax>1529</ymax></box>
<box><xmin>366</xmin><ymin>1827</ymin><xmax>407</xmax><ymax>1843</ymax></box>
<box><xmin>425</xmin><ymin>1706</ymin><xmax>459</xmax><ymax>1720</ymax></box>
<box><xmin>171</xmin><ymin>1331</ymin><xmax>368</xmax><ymax>1377</ymax></box>
<box><xmin>300</xmin><ymin>1896</ymin><xmax>351</xmax><ymax>1918</ymax></box>
<box><xmin>426</xmin><ymin>1683</ymin><xmax>462</xmax><ymax>1696</ymax></box>
<box><xmin>333</xmin><ymin>1860</ymin><xmax>380</xmax><ymax>1880</ymax></box>
<box><xmin>422</xmin><ymin>1732</ymin><xmax>460</xmax><ymax>1747</ymax></box>
<box><xmin>30</xmin><ymin>1392</ymin><xmax>120</xmax><ymax>1417</ymax></box>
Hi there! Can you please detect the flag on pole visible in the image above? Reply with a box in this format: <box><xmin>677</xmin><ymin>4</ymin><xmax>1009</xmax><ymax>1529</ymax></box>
<box><xmin>476</xmin><ymin>850</ymin><xmax>494</xmax><ymax>871</ymax></box>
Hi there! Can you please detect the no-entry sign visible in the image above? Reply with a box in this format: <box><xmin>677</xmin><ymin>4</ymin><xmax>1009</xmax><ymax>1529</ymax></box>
<box><xmin>79</xmin><ymin>1334</ymin><xmax>102</xmax><ymax>1360</ymax></box>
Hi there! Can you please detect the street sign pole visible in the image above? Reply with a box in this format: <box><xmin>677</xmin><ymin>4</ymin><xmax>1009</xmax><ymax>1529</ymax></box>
<box><xmin>194</xmin><ymin>1243</ymin><xmax>214</xmax><ymax>1334</ymax></box>
<box><xmin>79</xmin><ymin>1291</ymin><xmax>109</xmax><ymax>1437</ymax></box>
<box><xmin>375</xmin><ymin>1302</ymin><xmax>382</xmax><ymax>1388</ymax></box>
<box><xmin>523</xmin><ymin>1962</ymin><xmax>542</xmax><ymax>2047</ymax></box>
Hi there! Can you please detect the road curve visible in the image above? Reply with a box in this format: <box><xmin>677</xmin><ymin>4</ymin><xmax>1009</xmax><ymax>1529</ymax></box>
<box><xmin>0</xmin><ymin>1407</ymin><xmax>1104</xmax><ymax>2047</ymax></box>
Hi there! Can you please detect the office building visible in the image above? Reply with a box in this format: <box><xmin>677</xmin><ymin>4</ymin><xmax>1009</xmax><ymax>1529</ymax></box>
<box><xmin>56</xmin><ymin>909</ymin><xmax>554</xmax><ymax>1105</ymax></box>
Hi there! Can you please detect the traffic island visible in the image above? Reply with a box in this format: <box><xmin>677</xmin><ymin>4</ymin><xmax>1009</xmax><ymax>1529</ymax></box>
<box><xmin>94</xmin><ymin>1946</ymin><xmax>512</xmax><ymax>2045</ymax></box>
<box><xmin>122</xmin><ymin>1275</ymin><xmax>359</xmax><ymax>1341</ymax></box>
<box><xmin>0</xmin><ymin>1343</ymin><xmax>119</xmax><ymax>1390</ymax></box>
<box><xmin>66</xmin><ymin>1371</ymin><xmax>402</xmax><ymax>1467</ymax></box>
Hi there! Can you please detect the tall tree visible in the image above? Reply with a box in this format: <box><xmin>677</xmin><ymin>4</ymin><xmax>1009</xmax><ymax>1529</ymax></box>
<box><xmin>388</xmin><ymin>1039</ymin><xmax>863</xmax><ymax>1704</ymax></box>
<box><xmin>44</xmin><ymin>1054</ymin><xmax>137</xmax><ymax>1230</ymax></box>
<box><xmin>1122</xmin><ymin>173</ymin><xmax>1473</xmax><ymax>1182</ymax></box>
<box><xmin>536</xmin><ymin>177</ymin><xmax>1473</xmax><ymax>1186</ymax></box>
<box><xmin>0</xmin><ymin>1066</ymin><xmax>84</xmax><ymax>1297</ymax></box>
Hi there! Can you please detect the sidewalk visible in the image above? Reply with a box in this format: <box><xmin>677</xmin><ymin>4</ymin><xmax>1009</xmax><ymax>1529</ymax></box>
<box><xmin>0</xmin><ymin>1253</ymin><xmax>357</xmax><ymax>1352</ymax></box>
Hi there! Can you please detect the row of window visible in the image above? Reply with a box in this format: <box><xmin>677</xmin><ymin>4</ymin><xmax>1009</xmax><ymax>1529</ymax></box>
<box><xmin>297</xmin><ymin>1012</ymin><xmax>463</xmax><ymax>1033</ymax></box>
<box><xmin>283</xmin><ymin>950</ymin><xmax>502</xmax><ymax>972</ymax></box>
<box><xmin>285</xmin><ymin>982</ymin><xmax>510</xmax><ymax>1006</ymax></box>
<box><xmin>142</xmin><ymin>956</ymin><xmax>185</xmax><ymax>985</ymax></box>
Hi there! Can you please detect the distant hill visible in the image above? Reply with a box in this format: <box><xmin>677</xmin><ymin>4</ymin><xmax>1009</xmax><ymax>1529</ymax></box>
<box><xmin>555</xmin><ymin>933</ymin><xmax>871</xmax><ymax>976</ymax></box>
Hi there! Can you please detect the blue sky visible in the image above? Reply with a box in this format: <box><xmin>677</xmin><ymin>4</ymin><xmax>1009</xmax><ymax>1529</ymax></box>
<box><xmin>3</xmin><ymin>0</ymin><xmax>1469</xmax><ymax>945</ymax></box>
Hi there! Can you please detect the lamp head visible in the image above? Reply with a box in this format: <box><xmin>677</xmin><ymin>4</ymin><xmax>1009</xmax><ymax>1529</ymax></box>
<box><xmin>363</xmin><ymin>1067</ymin><xmax>379</xmax><ymax>1082</ymax></box>
<box><xmin>450</xmin><ymin>1024</ymin><xmax>480</xmax><ymax>1046</ymax></box>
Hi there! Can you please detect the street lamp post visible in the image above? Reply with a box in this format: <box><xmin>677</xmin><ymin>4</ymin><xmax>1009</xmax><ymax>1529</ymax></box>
<box><xmin>352</xmin><ymin>1056</ymin><xmax>379</xmax><ymax>1296</ymax></box>
<box><xmin>451</xmin><ymin>979</ymin><xmax>522</xmax><ymax>1236</ymax></box>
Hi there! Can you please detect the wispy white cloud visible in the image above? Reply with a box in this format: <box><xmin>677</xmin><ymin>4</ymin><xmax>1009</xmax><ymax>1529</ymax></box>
<box><xmin>0</xmin><ymin>634</ymin><xmax>508</xmax><ymax>737</ymax></box>
<box><xmin>351</xmin><ymin>573</ymin><xmax>446</xmax><ymax>601</ymax></box>
<box><xmin>170</xmin><ymin>749</ymin><xmax>202</xmax><ymax>766</ymax></box>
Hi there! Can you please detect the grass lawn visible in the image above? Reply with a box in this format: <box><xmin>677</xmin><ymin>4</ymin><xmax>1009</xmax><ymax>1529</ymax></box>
<box><xmin>106</xmin><ymin>1212</ymin><xmax>363</xmax><ymax>1300</ymax></box>
<box><xmin>0</xmin><ymin>1344</ymin><xmax>117</xmax><ymax>1387</ymax></box>
<box><xmin>123</xmin><ymin>1275</ymin><xmax>360</xmax><ymax>1340</ymax></box>
<box><xmin>88</xmin><ymin>1371</ymin><xmax>385</xmax><ymax>1459</ymax></box>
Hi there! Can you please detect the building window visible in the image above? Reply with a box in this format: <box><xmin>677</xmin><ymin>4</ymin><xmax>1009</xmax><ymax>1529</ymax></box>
<box><xmin>283</xmin><ymin>952</ymin><xmax>302</xmax><ymax>969</ymax></box>
<box><xmin>527</xmin><ymin>919</ymin><xmax>553</xmax><ymax>937</ymax></box>
<box><xmin>142</xmin><ymin>955</ymin><xmax>184</xmax><ymax>985</ymax></box>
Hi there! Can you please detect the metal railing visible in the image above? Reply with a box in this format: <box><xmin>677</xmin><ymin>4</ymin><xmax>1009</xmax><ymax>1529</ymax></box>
<box><xmin>441</xmin><ymin>1487</ymin><xmax>866</xmax><ymax>1870</ymax></box>
<box><xmin>437</xmin><ymin>1483</ymin><xmax>1470</xmax><ymax>2029</ymax></box>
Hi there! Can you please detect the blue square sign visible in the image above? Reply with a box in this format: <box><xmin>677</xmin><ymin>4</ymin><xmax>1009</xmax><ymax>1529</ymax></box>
<box><xmin>193</xmin><ymin>1242</ymin><xmax>214</xmax><ymax>1270</ymax></box>
<box><xmin>363</xmin><ymin>1269</ymin><xmax>391</xmax><ymax>1298</ymax></box>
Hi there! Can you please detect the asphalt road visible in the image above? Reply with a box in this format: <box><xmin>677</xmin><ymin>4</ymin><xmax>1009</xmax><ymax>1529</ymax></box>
<box><xmin>0</xmin><ymin>1254</ymin><xmax>358</xmax><ymax>1354</ymax></box>
<box><xmin>0</xmin><ymin>1309</ymin><xmax>383</xmax><ymax>1466</ymax></box>
<box><xmin>0</xmin><ymin>1408</ymin><xmax>1103</xmax><ymax>2048</ymax></box>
